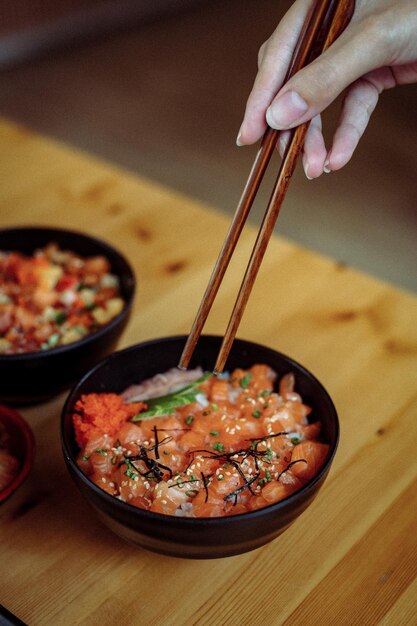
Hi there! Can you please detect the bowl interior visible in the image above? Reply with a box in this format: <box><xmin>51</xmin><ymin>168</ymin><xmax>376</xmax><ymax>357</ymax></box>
<box><xmin>63</xmin><ymin>334</ymin><xmax>339</xmax><ymax>474</ymax></box>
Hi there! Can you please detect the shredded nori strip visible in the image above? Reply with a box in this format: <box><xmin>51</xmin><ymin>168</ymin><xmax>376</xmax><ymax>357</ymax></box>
<box><xmin>166</xmin><ymin>429</ymin><xmax>303</xmax><ymax>507</ymax></box>
<box><xmin>168</xmin><ymin>477</ymin><xmax>199</xmax><ymax>489</ymax></box>
<box><xmin>276</xmin><ymin>459</ymin><xmax>307</xmax><ymax>481</ymax></box>
<box><xmin>224</xmin><ymin>472</ymin><xmax>260</xmax><ymax>504</ymax></box>
<box><xmin>152</xmin><ymin>425</ymin><xmax>160</xmax><ymax>459</ymax></box>
<box><xmin>227</xmin><ymin>458</ymin><xmax>257</xmax><ymax>495</ymax></box>
<box><xmin>201</xmin><ymin>472</ymin><xmax>210</xmax><ymax>503</ymax></box>
<box><xmin>127</xmin><ymin>441</ymin><xmax>173</xmax><ymax>482</ymax></box>
<box><xmin>248</xmin><ymin>431</ymin><xmax>289</xmax><ymax>443</ymax></box>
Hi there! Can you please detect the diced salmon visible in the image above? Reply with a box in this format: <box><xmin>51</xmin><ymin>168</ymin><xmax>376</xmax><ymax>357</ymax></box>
<box><xmin>290</xmin><ymin>441</ymin><xmax>329</xmax><ymax>480</ymax></box>
<box><xmin>150</xmin><ymin>483</ymin><xmax>188</xmax><ymax>515</ymax></box>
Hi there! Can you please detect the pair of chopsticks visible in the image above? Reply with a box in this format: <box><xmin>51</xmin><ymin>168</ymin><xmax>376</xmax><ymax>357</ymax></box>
<box><xmin>179</xmin><ymin>0</ymin><xmax>355</xmax><ymax>373</ymax></box>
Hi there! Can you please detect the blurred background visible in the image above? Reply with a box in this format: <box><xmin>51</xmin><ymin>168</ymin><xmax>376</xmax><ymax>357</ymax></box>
<box><xmin>0</xmin><ymin>0</ymin><xmax>416</xmax><ymax>291</ymax></box>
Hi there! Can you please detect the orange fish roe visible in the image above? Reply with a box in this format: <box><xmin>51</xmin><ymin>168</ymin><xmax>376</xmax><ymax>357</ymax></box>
<box><xmin>74</xmin><ymin>365</ymin><xmax>329</xmax><ymax>517</ymax></box>
<box><xmin>73</xmin><ymin>394</ymin><xmax>146</xmax><ymax>447</ymax></box>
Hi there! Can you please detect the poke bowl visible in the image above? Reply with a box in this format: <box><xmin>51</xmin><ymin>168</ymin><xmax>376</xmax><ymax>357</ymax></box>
<box><xmin>0</xmin><ymin>404</ymin><xmax>35</xmax><ymax>503</ymax></box>
<box><xmin>61</xmin><ymin>335</ymin><xmax>339</xmax><ymax>559</ymax></box>
<box><xmin>0</xmin><ymin>226</ymin><xmax>135</xmax><ymax>404</ymax></box>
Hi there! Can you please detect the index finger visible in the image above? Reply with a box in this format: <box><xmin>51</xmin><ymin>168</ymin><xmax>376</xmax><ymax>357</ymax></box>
<box><xmin>238</xmin><ymin>0</ymin><xmax>314</xmax><ymax>146</ymax></box>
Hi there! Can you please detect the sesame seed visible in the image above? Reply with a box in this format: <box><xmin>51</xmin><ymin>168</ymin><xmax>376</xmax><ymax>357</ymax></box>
<box><xmin>161</xmin><ymin>499</ymin><xmax>167</xmax><ymax>505</ymax></box>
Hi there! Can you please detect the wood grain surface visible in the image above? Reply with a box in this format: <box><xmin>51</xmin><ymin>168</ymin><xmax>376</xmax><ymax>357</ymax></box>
<box><xmin>0</xmin><ymin>118</ymin><xmax>416</xmax><ymax>626</ymax></box>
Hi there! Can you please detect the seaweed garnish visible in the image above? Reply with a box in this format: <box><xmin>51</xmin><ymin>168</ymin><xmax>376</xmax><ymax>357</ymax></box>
<box><xmin>124</xmin><ymin>436</ymin><xmax>174</xmax><ymax>482</ymax></box>
<box><xmin>276</xmin><ymin>459</ymin><xmax>307</xmax><ymax>482</ymax></box>
<box><xmin>201</xmin><ymin>472</ymin><xmax>210</xmax><ymax>503</ymax></box>
<box><xmin>152</xmin><ymin>430</ymin><xmax>306</xmax><ymax>506</ymax></box>
<box><xmin>185</xmin><ymin>430</ymin><xmax>303</xmax><ymax>505</ymax></box>
<box><xmin>168</xmin><ymin>476</ymin><xmax>198</xmax><ymax>489</ymax></box>
<box><xmin>224</xmin><ymin>473</ymin><xmax>260</xmax><ymax>505</ymax></box>
<box><xmin>152</xmin><ymin>425</ymin><xmax>160</xmax><ymax>459</ymax></box>
<box><xmin>185</xmin><ymin>445</ymin><xmax>267</xmax><ymax>503</ymax></box>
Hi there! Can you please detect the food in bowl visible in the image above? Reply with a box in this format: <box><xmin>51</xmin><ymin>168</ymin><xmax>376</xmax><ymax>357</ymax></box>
<box><xmin>0</xmin><ymin>243</ymin><xmax>125</xmax><ymax>354</ymax></box>
<box><xmin>72</xmin><ymin>363</ymin><xmax>329</xmax><ymax>518</ymax></box>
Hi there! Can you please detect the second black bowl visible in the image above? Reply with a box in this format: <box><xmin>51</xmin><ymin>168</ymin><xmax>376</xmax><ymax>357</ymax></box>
<box><xmin>0</xmin><ymin>226</ymin><xmax>136</xmax><ymax>404</ymax></box>
<box><xmin>61</xmin><ymin>335</ymin><xmax>339</xmax><ymax>559</ymax></box>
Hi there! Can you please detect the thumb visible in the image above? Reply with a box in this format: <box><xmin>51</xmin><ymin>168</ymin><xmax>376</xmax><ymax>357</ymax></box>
<box><xmin>266</xmin><ymin>18</ymin><xmax>389</xmax><ymax>129</ymax></box>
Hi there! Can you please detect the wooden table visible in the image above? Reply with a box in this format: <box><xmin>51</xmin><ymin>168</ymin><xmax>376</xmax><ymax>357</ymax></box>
<box><xmin>1</xmin><ymin>118</ymin><xmax>416</xmax><ymax>626</ymax></box>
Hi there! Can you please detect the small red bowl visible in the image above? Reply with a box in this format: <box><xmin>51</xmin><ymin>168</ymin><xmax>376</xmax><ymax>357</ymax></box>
<box><xmin>0</xmin><ymin>404</ymin><xmax>35</xmax><ymax>503</ymax></box>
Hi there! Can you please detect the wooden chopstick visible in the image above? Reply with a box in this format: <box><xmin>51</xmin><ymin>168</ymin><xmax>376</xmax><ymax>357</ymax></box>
<box><xmin>179</xmin><ymin>0</ymin><xmax>355</xmax><ymax>373</ymax></box>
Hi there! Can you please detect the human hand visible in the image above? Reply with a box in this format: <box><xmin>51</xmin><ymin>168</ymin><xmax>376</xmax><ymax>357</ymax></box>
<box><xmin>237</xmin><ymin>0</ymin><xmax>417</xmax><ymax>178</ymax></box>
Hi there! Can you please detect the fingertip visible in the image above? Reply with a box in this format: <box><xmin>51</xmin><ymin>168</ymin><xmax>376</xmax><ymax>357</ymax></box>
<box><xmin>237</xmin><ymin>117</ymin><xmax>268</xmax><ymax>146</ymax></box>
<box><xmin>303</xmin><ymin>159</ymin><xmax>326</xmax><ymax>180</ymax></box>
<box><xmin>325</xmin><ymin>150</ymin><xmax>352</xmax><ymax>172</ymax></box>
<box><xmin>303</xmin><ymin>158</ymin><xmax>313</xmax><ymax>180</ymax></box>
<box><xmin>323</xmin><ymin>159</ymin><xmax>332</xmax><ymax>174</ymax></box>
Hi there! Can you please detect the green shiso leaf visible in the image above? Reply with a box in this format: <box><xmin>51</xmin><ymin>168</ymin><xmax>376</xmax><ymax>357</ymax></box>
<box><xmin>130</xmin><ymin>373</ymin><xmax>211</xmax><ymax>421</ymax></box>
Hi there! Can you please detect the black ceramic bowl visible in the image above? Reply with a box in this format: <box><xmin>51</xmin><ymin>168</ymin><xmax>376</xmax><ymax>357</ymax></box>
<box><xmin>61</xmin><ymin>335</ymin><xmax>339</xmax><ymax>559</ymax></box>
<box><xmin>0</xmin><ymin>227</ymin><xmax>135</xmax><ymax>404</ymax></box>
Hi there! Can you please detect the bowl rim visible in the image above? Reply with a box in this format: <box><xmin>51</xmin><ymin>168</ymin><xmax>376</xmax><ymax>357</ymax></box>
<box><xmin>0</xmin><ymin>403</ymin><xmax>35</xmax><ymax>503</ymax></box>
<box><xmin>61</xmin><ymin>334</ymin><xmax>339</xmax><ymax>524</ymax></box>
<box><xmin>0</xmin><ymin>225</ymin><xmax>136</xmax><ymax>360</ymax></box>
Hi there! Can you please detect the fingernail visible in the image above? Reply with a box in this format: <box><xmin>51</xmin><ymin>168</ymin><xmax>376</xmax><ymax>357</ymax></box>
<box><xmin>323</xmin><ymin>160</ymin><xmax>332</xmax><ymax>173</ymax></box>
<box><xmin>236</xmin><ymin>127</ymin><xmax>243</xmax><ymax>146</ymax></box>
<box><xmin>304</xmin><ymin>162</ymin><xmax>313</xmax><ymax>180</ymax></box>
<box><xmin>278</xmin><ymin>137</ymin><xmax>287</xmax><ymax>157</ymax></box>
<box><xmin>266</xmin><ymin>90</ymin><xmax>309</xmax><ymax>129</ymax></box>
